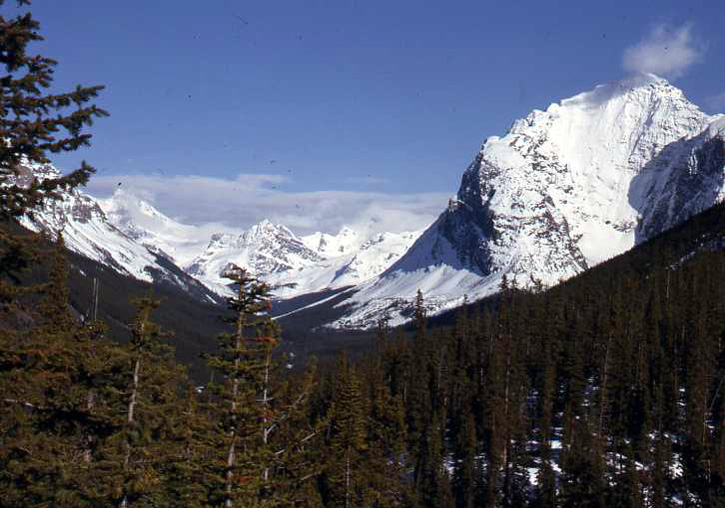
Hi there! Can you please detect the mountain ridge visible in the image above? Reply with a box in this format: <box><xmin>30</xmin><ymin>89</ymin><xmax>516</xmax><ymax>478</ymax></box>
<box><xmin>322</xmin><ymin>74</ymin><xmax>724</xmax><ymax>328</ymax></box>
<box><xmin>18</xmin><ymin>171</ymin><xmax>424</xmax><ymax>306</ymax></box>
<box><xmin>15</xmin><ymin>74</ymin><xmax>725</xmax><ymax>330</ymax></box>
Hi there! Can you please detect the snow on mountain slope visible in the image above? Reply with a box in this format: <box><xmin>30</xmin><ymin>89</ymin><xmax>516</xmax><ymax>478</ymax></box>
<box><xmin>17</xmin><ymin>73</ymin><xmax>721</xmax><ymax>329</ymax></box>
<box><xmin>301</xmin><ymin>227</ymin><xmax>361</xmax><ymax>257</ymax></box>
<box><xmin>328</xmin><ymin>74</ymin><xmax>722</xmax><ymax>328</ymax></box>
<box><xmin>98</xmin><ymin>188</ymin><xmax>232</xmax><ymax>265</ymax></box>
<box><xmin>185</xmin><ymin>220</ymin><xmax>324</xmax><ymax>297</ymax></box>
<box><xmin>185</xmin><ymin>223</ymin><xmax>422</xmax><ymax>299</ymax></box>
<box><xmin>13</xmin><ymin>165</ymin><xmax>421</xmax><ymax>305</ymax></box>
<box><xmin>89</xmin><ymin>184</ymin><xmax>423</xmax><ymax>300</ymax></box>
<box><xmin>634</xmin><ymin>115</ymin><xmax>725</xmax><ymax>241</ymax></box>
<box><xmin>326</xmin><ymin>230</ymin><xmax>422</xmax><ymax>288</ymax></box>
<box><xmin>13</xmin><ymin>163</ymin><xmax>217</xmax><ymax>301</ymax></box>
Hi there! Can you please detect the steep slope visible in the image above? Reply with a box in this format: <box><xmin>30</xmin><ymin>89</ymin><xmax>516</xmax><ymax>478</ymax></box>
<box><xmin>324</xmin><ymin>230</ymin><xmax>422</xmax><ymax>288</ymax></box>
<box><xmin>328</xmin><ymin>199</ymin><xmax>725</xmax><ymax>506</ymax></box>
<box><xmin>14</xmin><ymin>163</ymin><xmax>218</xmax><ymax>303</ymax></box>
<box><xmin>634</xmin><ymin>116</ymin><xmax>725</xmax><ymax>241</ymax></box>
<box><xmin>98</xmin><ymin>188</ymin><xmax>222</xmax><ymax>265</ymax></box>
<box><xmin>329</xmin><ymin>74</ymin><xmax>723</xmax><ymax>328</ymax></box>
<box><xmin>186</xmin><ymin>222</ymin><xmax>421</xmax><ymax>299</ymax></box>
<box><xmin>94</xmin><ymin>186</ymin><xmax>424</xmax><ymax>302</ymax></box>
<box><xmin>185</xmin><ymin>220</ymin><xmax>325</xmax><ymax>297</ymax></box>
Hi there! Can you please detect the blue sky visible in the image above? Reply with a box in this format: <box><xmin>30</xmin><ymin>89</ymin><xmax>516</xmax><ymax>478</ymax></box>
<box><xmin>20</xmin><ymin>0</ymin><xmax>725</xmax><ymax>233</ymax></box>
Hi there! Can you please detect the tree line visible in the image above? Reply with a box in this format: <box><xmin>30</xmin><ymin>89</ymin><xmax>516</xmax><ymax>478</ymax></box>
<box><xmin>1</xmin><ymin>1</ymin><xmax>723</xmax><ymax>505</ymax></box>
<box><xmin>3</xmin><ymin>217</ymin><xmax>724</xmax><ymax>506</ymax></box>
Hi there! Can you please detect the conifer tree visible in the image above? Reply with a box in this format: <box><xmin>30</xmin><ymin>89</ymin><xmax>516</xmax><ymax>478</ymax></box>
<box><xmin>0</xmin><ymin>6</ymin><xmax>109</xmax><ymax>500</ymax></box>
<box><xmin>414</xmin><ymin>289</ymin><xmax>427</xmax><ymax>333</ymax></box>
<box><xmin>160</xmin><ymin>382</ymin><xmax>219</xmax><ymax>507</ymax></box>
<box><xmin>262</xmin><ymin>362</ymin><xmax>323</xmax><ymax>507</ymax></box>
<box><xmin>0</xmin><ymin>231</ymin><xmax>88</xmax><ymax>506</ymax></box>
<box><xmin>206</xmin><ymin>266</ymin><xmax>278</xmax><ymax>507</ymax></box>
<box><xmin>452</xmin><ymin>411</ymin><xmax>479</xmax><ymax>508</ymax></box>
<box><xmin>0</xmin><ymin>0</ymin><xmax>107</xmax><ymax>300</ymax></box>
<box><xmin>117</xmin><ymin>294</ymin><xmax>172</xmax><ymax>508</ymax></box>
<box><xmin>361</xmin><ymin>353</ymin><xmax>412</xmax><ymax>507</ymax></box>
<box><xmin>325</xmin><ymin>353</ymin><xmax>367</xmax><ymax>508</ymax></box>
<box><xmin>0</xmin><ymin>232</ymin><xmax>126</xmax><ymax>507</ymax></box>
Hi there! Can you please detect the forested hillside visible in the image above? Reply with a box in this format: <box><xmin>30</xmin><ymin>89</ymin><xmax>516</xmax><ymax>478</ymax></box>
<box><xmin>1</xmin><ymin>1</ymin><xmax>723</xmax><ymax>505</ymax></box>
<box><xmin>335</xmin><ymin>201</ymin><xmax>725</xmax><ymax>507</ymax></box>
<box><xmin>2</xmin><ymin>202</ymin><xmax>724</xmax><ymax>507</ymax></box>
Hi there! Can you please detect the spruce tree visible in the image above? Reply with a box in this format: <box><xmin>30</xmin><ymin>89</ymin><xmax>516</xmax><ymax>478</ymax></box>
<box><xmin>206</xmin><ymin>266</ymin><xmax>279</xmax><ymax>507</ymax></box>
<box><xmin>0</xmin><ymin>7</ymin><xmax>109</xmax><ymax>500</ymax></box>
<box><xmin>116</xmin><ymin>294</ymin><xmax>176</xmax><ymax>508</ymax></box>
<box><xmin>325</xmin><ymin>353</ymin><xmax>367</xmax><ymax>508</ymax></box>
<box><xmin>0</xmin><ymin>0</ymin><xmax>107</xmax><ymax>299</ymax></box>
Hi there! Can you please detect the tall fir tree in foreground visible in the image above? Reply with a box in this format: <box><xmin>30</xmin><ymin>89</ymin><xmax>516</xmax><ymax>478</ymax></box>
<box><xmin>0</xmin><ymin>2</ymin><xmax>108</xmax><ymax>503</ymax></box>
<box><xmin>206</xmin><ymin>266</ymin><xmax>280</xmax><ymax>507</ymax></box>
<box><xmin>116</xmin><ymin>295</ymin><xmax>187</xmax><ymax>507</ymax></box>
<box><xmin>0</xmin><ymin>0</ymin><xmax>107</xmax><ymax>300</ymax></box>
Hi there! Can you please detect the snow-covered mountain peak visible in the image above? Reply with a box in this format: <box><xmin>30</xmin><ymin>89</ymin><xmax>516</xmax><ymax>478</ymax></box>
<box><xmin>301</xmin><ymin>226</ymin><xmax>361</xmax><ymax>257</ymax></box>
<box><xmin>11</xmin><ymin>163</ymin><xmax>217</xmax><ymax>302</ymax></box>
<box><xmin>184</xmin><ymin>219</ymin><xmax>327</xmax><ymax>296</ymax></box>
<box><xmin>327</xmin><ymin>76</ymin><xmax>722</xmax><ymax>329</ymax></box>
<box><xmin>98</xmin><ymin>188</ymin><xmax>216</xmax><ymax>264</ymax></box>
<box><xmin>18</xmin><ymin>75</ymin><xmax>721</xmax><ymax>331</ymax></box>
<box><xmin>244</xmin><ymin>219</ymin><xmax>296</xmax><ymax>243</ymax></box>
<box><xmin>466</xmin><ymin>74</ymin><xmax>713</xmax><ymax>266</ymax></box>
<box><xmin>499</xmin><ymin>74</ymin><xmax>707</xmax><ymax>184</ymax></box>
<box><xmin>200</xmin><ymin>232</ymin><xmax>242</xmax><ymax>255</ymax></box>
<box><xmin>338</xmin><ymin>225</ymin><xmax>357</xmax><ymax>238</ymax></box>
<box><xmin>11</xmin><ymin>163</ymin><xmax>424</xmax><ymax>310</ymax></box>
<box><xmin>102</xmin><ymin>188</ymin><xmax>172</xmax><ymax>225</ymax></box>
<box><xmin>183</xmin><ymin>221</ymin><xmax>422</xmax><ymax>300</ymax></box>
<box><xmin>100</xmin><ymin>189</ymin><xmax>168</xmax><ymax>239</ymax></box>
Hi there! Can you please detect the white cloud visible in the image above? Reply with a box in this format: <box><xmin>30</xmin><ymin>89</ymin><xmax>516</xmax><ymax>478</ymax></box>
<box><xmin>85</xmin><ymin>173</ymin><xmax>447</xmax><ymax>236</ymax></box>
<box><xmin>623</xmin><ymin>23</ymin><xmax>703</xmax><ymax>79</ymax></box>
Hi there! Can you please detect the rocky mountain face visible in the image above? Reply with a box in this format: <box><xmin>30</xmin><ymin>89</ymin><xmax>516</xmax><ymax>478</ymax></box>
<box><xmin>326</xmin><ymin>74</ymin><xmax>724</xmax><ymax>328</ymax></box>
<box><xmin>184</xmin><ymin>221</ymin><xmax>421</xmax><ymax>299</ymax></box>
<box><xmin>14</xmin><ymin>74</ymin><xmax>725</xmax><ymax>330</ymax></box>
<box><xmin>634</xmin><ymin>117</ymin><xmax>725</xmax><ymax>241</ymax></box>
<box><xmin>15</xmin><ymin>170</ymin><xmax>421</xmax><ymax>306</ymax></box>
<box><xmin>184</xmin><ymin>221</ymin><xmax>325</xmax><ymax>296</ymax></box>
<box><xmin>12</xmin><ymin>163</ymin><xmax>218</xmax><ymax>303</ymax></box>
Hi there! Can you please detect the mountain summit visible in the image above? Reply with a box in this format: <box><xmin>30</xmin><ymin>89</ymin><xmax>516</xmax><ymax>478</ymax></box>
<box><xmin>14</xmin><ymin>75</ymin><xmax>724</xmax><ymax>329</ymax></box>
<box><xmin>328</xmin><ymin>74</ymin><xmax>724</xmax><ymax>328</ymax></box>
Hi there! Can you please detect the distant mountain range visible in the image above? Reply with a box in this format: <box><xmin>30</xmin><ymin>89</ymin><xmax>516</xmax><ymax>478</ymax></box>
<box><xmin>16</xmin><ymin>166</ymin><xmax>422</xmax><ymax>312</ymax></box>
<box><xmin>15</xmin><ymin>73</ymin><xmax>725</xmax><ymax>329</ymax></box>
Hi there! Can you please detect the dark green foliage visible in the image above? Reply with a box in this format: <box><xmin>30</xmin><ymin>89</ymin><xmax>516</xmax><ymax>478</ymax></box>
<box><xmin>3</xmin><ymin>197</ymin><xmax>725</xmax><ymax>507</ymax></box>
<box><xmin>1</xmin><ymin>3</ymin><xmax>724</xmax><ymax>503</ymax></box>
<box><xmin>0</xmin><ymin>0</ymin><xmax>107</xmax><ymax>302</ymax></box>
<box><xmin>204</xmin><ymin>266</ymin><xmax>276</xmax><ymax>505</ymax></box>
<box><xmin>203</xmin><ymin>265</ymin><xmax>320</xmax><ymax>507</ymax></box>
<box><xmin>303</xmin><ymin>203</ymin><xmax>725</xmax><ymax>506</ymax></box>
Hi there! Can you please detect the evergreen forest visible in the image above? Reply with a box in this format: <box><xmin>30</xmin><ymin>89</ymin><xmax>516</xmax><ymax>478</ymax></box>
<box><xmin>0</xmin><ymin>1</ymin><xmax>723</xmax><ymax>506</ymax></box>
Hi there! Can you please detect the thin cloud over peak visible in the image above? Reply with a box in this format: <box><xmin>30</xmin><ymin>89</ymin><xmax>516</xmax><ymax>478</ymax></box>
<box><xmin>85</xmin><ymin>173</ymin><xmax>446</xmax><ymax>237</ymax></box>
<box><xmin>623</xmin><ymin>23</ymin><xmax>704</xmax><ymax>80</ymax></box>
